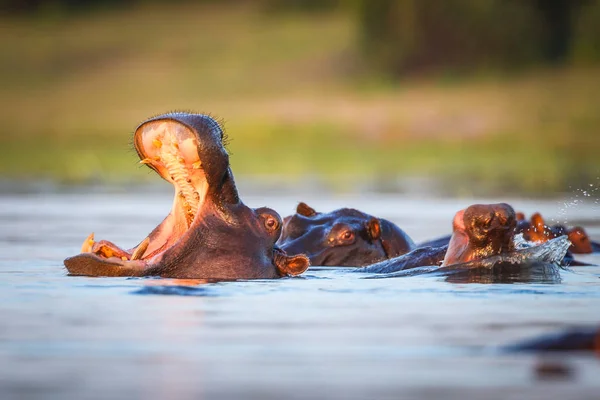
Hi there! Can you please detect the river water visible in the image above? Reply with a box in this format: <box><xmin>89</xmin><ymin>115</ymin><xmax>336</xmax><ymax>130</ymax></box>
<box><xmin>1</xmin><ymin>185</ymin><xmax>599</xmax><ymax>400</ymax></box>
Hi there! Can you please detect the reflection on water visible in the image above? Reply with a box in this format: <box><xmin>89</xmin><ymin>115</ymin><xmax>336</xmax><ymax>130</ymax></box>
<box><xmin>366</xmin><ymin>261</ymin><xmax>565</xmax><ymax>284</ymax></box>
<box><xmin>361</xmin><ymin>236</ymin><xmax>571</xmax><ymax>284</ymax></box>
<box><xmin>442</xmin><ymin>262</ymin><xmax>564</xmax><ymax>284</ymax></box>
<box><xmin>1</xmin><ymin>187</ymin><xmax>600</xmax><ymax>399</ymax></box>
<box><xmin>133</xmin><ymin>285</ymin><xmax>218</xmax><ymax>297</ymax></box>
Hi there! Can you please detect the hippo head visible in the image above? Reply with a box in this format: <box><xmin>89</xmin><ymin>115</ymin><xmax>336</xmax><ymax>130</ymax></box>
<box><xmin>64</xmin><ymin>113</ymin><xmax>309</xmax><ymax>280</ymax></box>
<box><xmin>276</xmin><ymin>202</ymin><xmax>414</xmax><ymax>266</ymax></box>
<box><xmin>442</xmin><ymin>203</ymin><xmax>516</xmax><ymax>266</ymax></box>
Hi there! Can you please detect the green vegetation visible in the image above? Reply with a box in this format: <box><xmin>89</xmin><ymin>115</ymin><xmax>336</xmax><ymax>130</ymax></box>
<box><xmin>0</xmin><ymin>2</ymin><xmax>599</xmax><ymax>194</ymax></box>
<box><xmin>355</xmin><ymin>0</ymin><xmax>600</xmax><ymax>74</ymax></box>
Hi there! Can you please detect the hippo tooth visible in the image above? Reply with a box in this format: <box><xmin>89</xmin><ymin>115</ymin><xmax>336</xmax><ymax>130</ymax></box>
<box><xmin>130</xmin><ymin>237</ymin><xmax>150</xmax><ymax>260</ymax></box>
<box><xmin>162</xmin><ymin>150</ymin><xmax>198</xmax><ymax>226</ymax></box>
<box><xmin>139</xmin><ymin>158</ymin><xmax>153</xmax><ymax>164</ymax></box>
<box><xmin>81</xmin><ymin>232</ymin><xmax>95</xmax><ymax>253</ymax></box>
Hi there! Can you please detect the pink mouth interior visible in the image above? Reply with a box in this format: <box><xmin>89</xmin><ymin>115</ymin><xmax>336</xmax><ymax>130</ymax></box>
<box><xmin>81</xmin><ymin>120</ymin><xmax>209</xmax><ymax>262</ymax></box>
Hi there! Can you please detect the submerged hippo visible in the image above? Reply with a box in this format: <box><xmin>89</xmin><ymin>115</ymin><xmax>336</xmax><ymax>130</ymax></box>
<box><xmin>507</xmin><ymin>326</ymin><xmax>600</xmax><ymax>353</ymax></box>
<box><xmin>516</xmin><ymin>212</ymin><xmax>599</xmax><ymax>254</ymax></box>
<box><xmin>277</xmin><ymin>202</ymin><xmax>415</xmax><ymax>267</ymax></box>
<box><xmin>360</xmin><ymin>203</ymin><xmax>517</xmax><ymax>274</ymax></box>
<box><xmin>359</xmin><ymin>202</ymin><xmax>571</xmax><ymax>285</ymax></box>
<box><xmin>64</xmin><ymin>113</ymin><xmax>309</xmax><ymax>280</ymax></box>
<box><xmin>419</xmin><ymin>209</ymin><xmax>599</xmax><ymax>266</ymax></box>
<box><xmin>441</xmin><ymin>203</ymin><xmax>516</xmax><ymax>266</ymax></box>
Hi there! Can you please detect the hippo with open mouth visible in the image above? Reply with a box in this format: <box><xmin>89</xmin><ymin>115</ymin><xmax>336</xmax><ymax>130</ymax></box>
<box><xmin>64</xmin><ymin>113</ymin><xmax>310</xmax><ymax>280</ymax></box>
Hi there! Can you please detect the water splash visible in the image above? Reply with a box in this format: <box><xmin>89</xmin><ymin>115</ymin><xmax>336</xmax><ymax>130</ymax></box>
<box><xmin>513</xmin><ymin>233</ymin><xmax>534</xmax><ymax>250</ymax></box>
<box><xmin>366</xmin><ymin>236</ymin><xmax>570</xmax><ymax>280</ymax></box>
<box><xmin>447</xmin><ymin>235</ymin><xmax>571</xmax><ymax>269</ymax></box>
<box><xmin>553</xmin><ymin>181</ymin><xmax>600</xmax><ymax>225</ymax></box>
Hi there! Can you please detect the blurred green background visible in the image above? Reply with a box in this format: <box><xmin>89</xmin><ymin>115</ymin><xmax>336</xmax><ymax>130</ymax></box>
<box><xmin>1</xmin><ymin>0</ymin><xmax>599</xmax><ymax>195</ymax></box>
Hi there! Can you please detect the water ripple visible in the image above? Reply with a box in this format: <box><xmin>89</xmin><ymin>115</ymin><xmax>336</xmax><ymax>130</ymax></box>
<box><xmin>131</xmin><ymin>285</ymin><xmax>219</xmax><ymax>297</ymax></box>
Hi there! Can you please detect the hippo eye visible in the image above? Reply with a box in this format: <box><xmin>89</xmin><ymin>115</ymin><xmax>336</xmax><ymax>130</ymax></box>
<box><xmin>264</xmin><ymin>216</ymin><xmax>279</xmax><ymax>231</ymax></box>
<box><xmin>340</xmin><ymin>230</ymin><xmax>354</xmax><ymax>241</ymax></box>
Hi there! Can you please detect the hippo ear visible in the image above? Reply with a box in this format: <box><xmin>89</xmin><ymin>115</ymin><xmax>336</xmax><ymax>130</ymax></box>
<box><xmin>275</xmin><ymin>254</ymin><xmax>310</xmax><ymax>276</ymax></box>
<box><xmin>297</xmin><ymin>202</ymin><xmax>317</xmax><ymax>217</ymax></box>
<box><xmin>530</xmin><ymin>212</ymin><xmax>546</xmax><ymax>230</ymax></box>
<box><xmin>367</xmin><ymin>218</ymin><xmax>381</xmax><ymax>240</ymax></box>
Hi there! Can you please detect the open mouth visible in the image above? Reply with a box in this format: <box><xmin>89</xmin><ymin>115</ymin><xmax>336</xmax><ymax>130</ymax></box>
<box><xmin>65</xmin><ymin>113</ymin><xmax>310</xmax><ymax>279</ymax></box>
<box><xmin>79</xmin><ymin>118</ymin><xmax>209</xmax><ymax>264</ymax></box>
<box><xmin>136</xmin><ymin>119</ymin><xmax>208</xmax><ymax>230</ymax></box>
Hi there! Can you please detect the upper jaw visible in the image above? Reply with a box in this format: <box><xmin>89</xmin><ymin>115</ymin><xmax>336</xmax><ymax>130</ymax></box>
<box><xmin>71</xmin><ymin>115</ymin><xmax>229</xmax><ymax>265</ymax></box>
<box><xmin>134</xmin><ymin>118</ymin><xmax>210</xmax><ymax>228</ymax></box>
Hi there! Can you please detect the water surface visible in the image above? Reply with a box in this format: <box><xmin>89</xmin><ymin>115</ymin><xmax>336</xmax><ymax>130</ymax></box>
<box><xmin>1</xmin><ymin>187</ymin><xmax>599</xmax><ymax>399</ymax></box>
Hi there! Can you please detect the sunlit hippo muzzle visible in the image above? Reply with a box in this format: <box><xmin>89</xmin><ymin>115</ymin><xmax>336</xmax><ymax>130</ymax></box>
<box><xmin>442</xmin><ymin>203</ymin><xmax>517</xmax><ymax>266</ymax></box>
<box><xmin>64</xmin><ymin>113</ymin><xmax>310</xmax><ymax>280</ymax></box>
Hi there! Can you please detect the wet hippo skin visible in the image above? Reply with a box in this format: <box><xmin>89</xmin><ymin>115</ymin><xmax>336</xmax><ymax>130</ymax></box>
<box><xmin>355</xmin><ymin>245</ymin><xmax>448</xmax><ymax>274</ymax></box>
<box><xmin>64</xmin><ymin>113</ymin><xmax>310</xmax><ymax>280</ymax></box>
<box><xmin>277</xmin><ymin>202</ymin><xmax>415</xmax><ymax>267</ymax></box>
<box><xmin>442</xmin><ymin>203</ymin><xmax>516</xmax><ymax>266</ymax></box>
<box><xmin>516</xmin><ymin>212</ymin><xmax>599</xmax><ymax>254</ymax></box>
<box><xmin>359</xmin><ymin>203</ymin><xmax>518</xmax><ymax>274</ymax></box>
<box><xmin>423</xmin><ymin>203</ymin><xmax>568</xmax><ymax>284</ymax></box>
<box><xmin>419</xmin><ymin>210</ymin><xmax>599</xmax><ymax>266</ymax></box>
<box><xmin>360</xmin><ymin>203</ymin><xmax>570</xmax><ymax>284</ymax></box>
